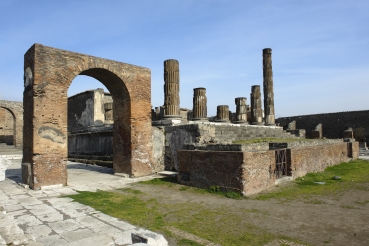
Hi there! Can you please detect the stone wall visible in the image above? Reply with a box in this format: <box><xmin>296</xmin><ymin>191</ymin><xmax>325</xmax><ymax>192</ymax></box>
<box><xmin>178</xmin><ymin>141</ymin><xmax>358</xmax><ymax>196</ymax></box>
<box><xmin>277</xmin><ymin>110</ymin><xmax>369</xmax><ymax>140</ymax></box>
<box><xmin>162</xmin><ymin>122</ymin><xmax>298</xmax><ymax>171</ymax></box>
<box><xmin>0</xmin><ymin>100</ymin><xmax>23</xmax><ymax>147</ymax></box>
<box><xmin>288</xmin><ymin>142</ymin><xmax>359</xmax><ymax>178</ymax></box>
<box><xmin>0</xmin><ymin>108</ymin><xmax>14</xmax><ymax>145</ymax></box>
<box><xmin>23</xmin><ymin>44</ymin><xmax>152</xmax><ymax>189</ymax></box>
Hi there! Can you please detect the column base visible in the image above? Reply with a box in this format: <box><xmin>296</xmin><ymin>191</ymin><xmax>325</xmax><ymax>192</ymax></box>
<box><xmin>233</xmin><ymin>121</ymin><xmax>249</xmax><ymax>125</ymax></box>
<box><xmin>251</xmin><ymin>122</ymin><xmax>264</xmax><ymax>126</ymax></box>
<box><xmin>192</xmin><ymin>118</ymin><xmax>209</xmax><ymax>121</ymax></box>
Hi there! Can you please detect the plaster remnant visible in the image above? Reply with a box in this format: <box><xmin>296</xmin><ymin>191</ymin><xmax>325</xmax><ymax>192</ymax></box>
<box><xmin>38</xmin><ymin>126</ymin><xmax>66</xmax><ymax>144</ymax></box>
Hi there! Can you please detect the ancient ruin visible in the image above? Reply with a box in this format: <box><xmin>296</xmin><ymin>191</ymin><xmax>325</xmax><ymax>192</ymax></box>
<box><xmin>250</xmin><ymin>85</ymin><xmax>263</xmax><ymax>125</ymax></box>
<box><xmin>163</xmin><ymin>59</ymin><xmax>181</xmax><ymax>119</ymax></box>
<box><xmin>192</xmin><ymin>88</ymin><xmax>207</xmax><ymax>121</ymax></box>
<box><xmin>22</xmin><ymin>44</ymin><xmax>153</xmax><ymax>189</ymax></box>
<box><xmin>0</xmin><ymin>100</ymin><xmax>23</xmax><ymax>147</ymax></box>
<box><xmin>262</xmin><ymin>48</ymin><xmax>275</xmax><ymax>126</ymax></box>
<box><xmin>1</xmin><ymin>44</ymin><xmax>357</xmax><ymax>196</ymax></box>
<box><xmin>233</xmin><ymin>97</ymin><xmax>248</xmax><ymax>124</ymax></box>
<box><xmin>215</xmin><ymin>105</ymin><xmax>230</xmax><ymax>122</ymax></box>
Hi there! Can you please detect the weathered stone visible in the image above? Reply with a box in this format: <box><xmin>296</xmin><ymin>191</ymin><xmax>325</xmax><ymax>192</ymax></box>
<box><xmin>192</xmin><ymin>88</ymin><xmax>207</xmax><ymax>121</ymax></box>
<box><xmin>250</xmin><ymin>85</ymin><xmax>263</xmax><ymax>125</ymax></box>
<box><xmin>23</xmin><ymin>44</ymin><xmax>153</xmax><ymax>189</ymax></box>
<box><xmin>0</xmin><ymin>158</ymin><xmax>11</xmax><ymax>181</ymax></box>
<box><xmin>215</xmin><ymin>105</ymin><xmax>230</xmax><ymax>122</ymax></box>
<box><xmin>163</xmin><ymin>59</ymin><xmax>181</xmax><ymax>118</ymax></box>
<box><xmin>0</xmin><ymin>101</ymin><xmax>23</xmax><ymax>147</ymax></box>
<box><xmin>343</xmin><ymin>127</ymin><xmax>354</xmax><ymax>139</ymax></box>
<box><xmin>233</xmin><ymin>97</ymin><xmax>248</xmax><ymax>124</ymax></box>
<box><xmin>311</xmin><ymin>123</ymin><xmax>323</xmax><ymax>139</ymax></box>
<box><xmin>263</xmin><ymin>48</ymin><xmax>275</xmax><ymax>126</ymax></box>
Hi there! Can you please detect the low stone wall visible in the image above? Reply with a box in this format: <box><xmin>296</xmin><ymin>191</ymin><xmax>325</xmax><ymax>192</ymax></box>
<box><xmin>178</xmin><ymin>141</ymin><xmax>359</xmax><ymax>196</ymax></box>
<box><xmin>288</xmin><ymin>142</ymin><xmax>359</xmax><ymax>178</ymax></box>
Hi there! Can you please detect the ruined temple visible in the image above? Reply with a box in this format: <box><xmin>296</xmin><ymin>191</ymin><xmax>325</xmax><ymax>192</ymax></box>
<box><xmin>0</xmin><ymin>44</ymin><xmax>361</xmax><ymax>196</ymax></box>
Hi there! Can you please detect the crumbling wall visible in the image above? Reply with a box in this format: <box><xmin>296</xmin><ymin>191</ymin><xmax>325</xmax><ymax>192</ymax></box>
<box><xmin>288</xmin><ymin>142</ymin><xmax>358</xmax><ymax>178</ymax></box>
<box><xmin>0</xmin><ymin>108</ymin><xmax>14</xmax><ymax>144</ymax></box>
<box><xmin>178</xmin><ymin>141</ymin><xmax>358</xmax><ymax>196</ymax></box>
<box><xmin>178</xmin><ymin>150</ymin><xmax>245</xmax><ymax>192</ymax></box>
<box><xmin>277</xmin><ymin>110</ymin><xmax>369</xmax><ymax>140</ymax></box>
<box><xmin>0</xmin><ymin>100</ymin><xmax>23</xmax><ymax>147</ymax></box>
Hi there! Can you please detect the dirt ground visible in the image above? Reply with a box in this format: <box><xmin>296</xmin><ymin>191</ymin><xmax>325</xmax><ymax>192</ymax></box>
<box><xmin>127</xmin><ymin>180</ymin><xmax>369</xmax><ymax>246</ymax></box>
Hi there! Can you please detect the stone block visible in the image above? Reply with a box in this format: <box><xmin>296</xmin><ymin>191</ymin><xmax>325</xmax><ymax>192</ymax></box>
<box><xmin>0</xmin><ymin>157</ymin><xmax>11</xmax><ymax>181</ymax></box>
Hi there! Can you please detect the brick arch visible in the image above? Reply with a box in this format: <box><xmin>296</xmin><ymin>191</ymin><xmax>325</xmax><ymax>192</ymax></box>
<box><xmin>0</xmin><ymin>100</ymin><xmax>23</xmax><ymax>147</ymax></box>
<box><xmin>23</xmin><ymin>44</ymin><xmax>153</xmax><ymax>189</ymax></box>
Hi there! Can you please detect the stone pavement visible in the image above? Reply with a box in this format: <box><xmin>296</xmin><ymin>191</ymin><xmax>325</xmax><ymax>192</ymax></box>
<box><xmin>0</xmin><ymin>148</ymin><xmax>168</xmax><ymax>246</ymax></box>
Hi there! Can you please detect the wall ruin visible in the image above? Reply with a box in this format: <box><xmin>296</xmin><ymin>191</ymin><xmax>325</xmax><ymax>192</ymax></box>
<box><xmin>23</xmin><ymin>44</ymin><xmax>153</xmax><ymax>189</ymax></box>
<box><xmin>0</xmin><ymin>100</ymin><xmax>23</xmax><ymax>147</ymax></box>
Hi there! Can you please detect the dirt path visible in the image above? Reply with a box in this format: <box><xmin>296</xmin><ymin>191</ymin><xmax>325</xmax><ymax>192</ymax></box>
<box><xmin>127</xmin><ymin>180</ymin><xmax>369</xmax><ymax>246</ymax></box>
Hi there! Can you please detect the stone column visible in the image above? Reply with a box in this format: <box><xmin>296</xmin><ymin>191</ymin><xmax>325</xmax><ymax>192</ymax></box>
<box><xmin>163</xmin><ymin>59</ymin><xmax>180</xmax><ymax>118</ymax></box>
<box><xmin>215</xmin><ymin>105</ymin><xmax>229</xmax><ymax>122</ymax></box>
<box><xmin>251</xmin><ymin>85</ymin><xmax>263</xmax><ymax>125</ymax></box>
<box><xmin>192</xmin><ymin>87</ymin><xmax>208</xmax><ymax>121</ymax></box>
<box><xmin>233</xmin><ymin>97</ymin><xmax>248</xmax><ymax>124</ymax></box>
<box><xmin>263</xmin><ymin>48</ymin><xmax>275</xmax><ymax>126</ymax></box>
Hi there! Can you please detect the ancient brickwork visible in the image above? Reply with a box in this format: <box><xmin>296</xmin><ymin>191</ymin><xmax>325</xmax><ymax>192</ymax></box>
<box><xmin>0</xmin><ymin>108</ymin><xmax>14</xmax><ymax>144</ymax></box>
<box><xmin>192</xmin><ymin>88</ymin><xmax>207</xmax><ymax>120</ymax></box>
<box><xmin>23</xmin><ymin>44</ymin><xmax>152</xmax><ymax>189</ymax></box>
<box><xmin>163</xmin><ymin>59</ymin><xmax>180</xmax><ymax>118</ymax></box>
<box><xmin>234</xmin><ymin>97</ymin><xmax>248</xmax><ymax>124</ymax></box>
<box><xmin>178</xmin><ymin>141</ymin><xmax>358</xmax><ymax>196</ymax></box>
<box><xmin>277</xmin><ymin>110</ymin><xmax>369</xmax><ymax>140</ymax></box>
<box><xmin>288</xmin><ymin>142</ymin><xmax>358</xmax><ymax>178</ymax></box>
<box><xmin>250</xmin><ymin>85</ymin><xmax>263</xmax><ymax>125</ymax></box>
<box><xmin>262</xmin><ymin>48</ymin><xmax>275</xmax><ymax>126</ymax></box>
<box><xmin>0</xmin><ymin>100</ymin><xmax>23</xmax><ymax>147</ymax></box>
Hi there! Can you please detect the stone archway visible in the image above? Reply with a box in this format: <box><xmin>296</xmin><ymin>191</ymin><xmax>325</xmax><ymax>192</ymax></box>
<box><xmin>23</xmin><ymin>44</ymin><xmax>153</xmax><ymax>189</ymax></box>
<box><xmin>0</xmin><ymin>100</ymin><xmax>23</xmax><ymax>147</ymax></box>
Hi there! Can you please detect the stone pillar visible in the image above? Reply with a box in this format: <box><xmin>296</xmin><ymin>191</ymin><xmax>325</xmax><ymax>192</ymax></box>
<box><xmin>233</xmin><ymin>97</ymin><xmax>248</xmax><ymax>124</ymax></box>
<box><xmin>263</xmin><ymin>48</ymin><xmax>275</xmax><ymax>126</ymax></box>
<box><xmin>250</xmin><ymin>85</ymin><xmax>263</xmax><ymax>125</ymax></box>
<box><xmin>192</xmin><ymin>88</ymin><xmax>207</xmax><ymax>121</ymax></box>
<box><xmin>215</xmin><ymin>105</ymin><xmax>229</xmax><ymax>122</ymax></box>
<box><xmin>163</xmin><ymin>59</ymin><xmax>180</xmax><ymax>118</ymax></box>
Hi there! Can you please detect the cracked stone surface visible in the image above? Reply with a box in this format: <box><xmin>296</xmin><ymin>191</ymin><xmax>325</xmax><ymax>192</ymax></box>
<box><xmin>0</xmin><ymin>151</ymin><xmax>168</xmax><ymax>246</ymax></box>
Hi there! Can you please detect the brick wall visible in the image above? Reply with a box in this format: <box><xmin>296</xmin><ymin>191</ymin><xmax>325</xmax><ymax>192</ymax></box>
<box><xmin>178</xmin><ymin>141</ymin><xmax>358</xmax><ymax>196</ymax></box>
<box><xmin>23</xmin><ymin>44</ymin><xmax>152</xmax><ymax>189</ymax></box>
<box><xmin>0</xmin><ymin>100</ymin><xmax>23</xmax><ymax>147</ymax></box>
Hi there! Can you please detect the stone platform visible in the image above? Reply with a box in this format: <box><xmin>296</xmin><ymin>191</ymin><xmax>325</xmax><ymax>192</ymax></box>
<box><xmin>0</xmin><ymin>147</ymin><xmax>168</xmax><ymax>246</ymax></box>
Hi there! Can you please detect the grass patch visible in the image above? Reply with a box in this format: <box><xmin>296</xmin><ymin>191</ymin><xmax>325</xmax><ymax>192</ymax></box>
<box><xmin>355</xmin><ymin>200</ymin><xmax>369</xmax><ymax>205</ymax></box>
<box><xmin>256</xmin><ymin>159</ymin><xmax>369</xmax><ymax>200</ymax></box>
<box><xmin>67</xmin><ymin>190</ymin><xmax>291</xmax><ymax>245</ymax></box>
<box><xmin>233</xmin><ymin>137</ymin><xmax>316</xmax><ymax>144</ymax></box>
<box><xmin>178</xmin><ymin>239</ymin><xmax>203</xmax><ymax>246</ymax></box>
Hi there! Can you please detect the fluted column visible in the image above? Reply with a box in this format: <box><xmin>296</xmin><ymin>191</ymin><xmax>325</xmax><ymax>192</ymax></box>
<box><xmin>192</xmin><ymin>87</ymin><xmax>207</xmax><ymax>121</ymax></box>
<box><xmin>163</xmin><ymin>59</ymin><xmax>180</xmax><ymax>118</ymax></box>
<box><xmin>215</xmin><ymin>105</ymin><xmax>229</xmax><ymax>122</ymax></box>
<box><xmin>263</xmin><ymin>48</ymin><xmax>275</xmax><ymax>125</ymax></box>
<box><xmin>233</xmin><ymin>97</ymin><xmax>248</xmax><ymax>124</ymax></box>
<box><xmin>251</xmin><ymin>85</ymin><xmax>263</xmax><ymax>125</ymax></box>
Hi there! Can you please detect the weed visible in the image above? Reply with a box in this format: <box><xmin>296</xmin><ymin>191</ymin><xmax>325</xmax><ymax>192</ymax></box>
<box><xmin>256</xmin><ymin>160</ymin><xmax>369</xmax><ymax>200</ymax></box>
<box><xmin>139</xmin><ymin>176</ymin><xmax>178</xmax><ymax>185</ymax></box>
<box><xmin>355</xmin><ymin>200</ymin><xmax>369</xmax><ymax>205</ymax></box>
<box><xmin>178</xmin><ymin>239</ymin><xmax>203</xmax><ymax>246</ymax></box>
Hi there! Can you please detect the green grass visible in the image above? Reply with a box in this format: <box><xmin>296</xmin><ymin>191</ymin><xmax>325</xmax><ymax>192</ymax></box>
<box><xmin>256</xmin><ymin>159</ymin><xmax>369</xmax><ymax>200</ymax></box>
<box><xmin>232</xmin><ymin>137</ymin><xmax>316</xmax><ymax>144</ymax></box>
<box><xmin>67</xmin><ymin>189</ymin><xmax>291</xmax><ymax>245</ymax></box>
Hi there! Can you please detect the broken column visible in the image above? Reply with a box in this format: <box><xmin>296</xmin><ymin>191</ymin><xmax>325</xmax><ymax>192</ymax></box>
<box><xmin>192</xmin><ymin>87</ymin><xmax>208</xmax><ymax>121</ymax></box>
<box><xmin>250</xmin><ymin>85</ymin><xmax>263</xmax><ymax>125</ymax></box>
<box><xmin>263</xmin><ymin>48</ymin><xmax>275</xmax><ymax>126</ymax></box>
<box><xmin>233</xmin><ymin>97</ymin><xmax>248</xmax><ymax>124</ymax></box>
<box><xmin>215</xmin><ymin>105</ymin><xmax>229</xmax><ymax>122</ymax></box>
<box><xmin>163</xmin><ymin>59</ymin><xmax>181</xmax><ymax>118</ymax></box>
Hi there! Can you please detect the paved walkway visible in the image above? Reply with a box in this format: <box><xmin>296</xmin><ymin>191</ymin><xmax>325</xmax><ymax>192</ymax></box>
<box><xmin>0</xmin><ymin>147</ymin><xmax>168</xmax><ymax>246</ymax></box>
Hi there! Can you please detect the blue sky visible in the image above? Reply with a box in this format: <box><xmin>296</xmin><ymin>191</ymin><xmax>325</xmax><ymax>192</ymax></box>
<box><xmin>0</xmin><ymin>0</ymin><xmax>368</xmax><ymax>117</ymax></box>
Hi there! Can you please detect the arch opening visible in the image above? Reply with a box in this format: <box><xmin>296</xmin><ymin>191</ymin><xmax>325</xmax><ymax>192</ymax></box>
<box><xmin>0</xmin><ymin>107</ymin><xmax>15</xmax><ymax>145</ymax></box>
